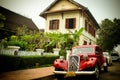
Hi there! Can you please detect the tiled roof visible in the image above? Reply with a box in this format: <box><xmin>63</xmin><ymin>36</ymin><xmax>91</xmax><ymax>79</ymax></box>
<box><xmin>0</xmin><ymin>6</ymin><xmax>39</xmax><ymax>31</ymax></box>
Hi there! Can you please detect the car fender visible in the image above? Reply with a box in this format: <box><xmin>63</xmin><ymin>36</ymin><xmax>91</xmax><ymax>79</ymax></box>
<box><xmin>80</xmin><ymin>57</ymin><xmax>98</xmax><ymax>70</ymax></box>
<box><xmin>53</xmin><ymin>59</ymin><xmax>68</xmax><ymax>70</ymax></box>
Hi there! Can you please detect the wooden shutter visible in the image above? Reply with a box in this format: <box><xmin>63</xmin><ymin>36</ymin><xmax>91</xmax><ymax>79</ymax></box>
<box><xmin>57</xmin><ymin>20</ymin><xmax>59</xmax><ymax>29</ymax></box>
<box><xmin>88</xmin><ymin>24</ymin><xmax>91</xmax><ymax>33</ymax></box>
<box><xmin>74</xmin><ymin>18</ymin><xmax>76</xmax><ymax>28</ymax></box>
<box><xmin>93</xmin><ymin>28</ymin><xmax>96</xmax><ymax>37</ymax></box>
<box><xmin>65</xmin><ymin>19</ymin><xmax>69</xmax><ymax>29</ymax></box>
<box><xmin>49</xmin><ymin>20</ymin><xmax>52</xmax><ymax>30</ymax></box>
<box><xmin>85</xmin><ymin>20</ymin><xmax>87</xmax><ymax>31</ymax></box>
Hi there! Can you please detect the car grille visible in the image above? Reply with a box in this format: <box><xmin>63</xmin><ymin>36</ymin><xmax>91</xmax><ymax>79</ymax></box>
<box><xmin>68</xmin><ymin>55</ymin><xmax>80</xmax><ymax>71</ymax></box>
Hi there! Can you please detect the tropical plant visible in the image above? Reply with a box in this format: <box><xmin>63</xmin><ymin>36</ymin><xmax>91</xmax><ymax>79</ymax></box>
<box><xmin>33</xmin><ymin>32</ymin><xmax>47</xmax><ymax>50</ymax></box>
<box><xmin>72</xmin><ymin>27</ymin><xmax>84</xmax><ymax>46</ymax></box>
<box><xmin>45</xmin><ymin>32</ymin><xmax>62</xmax><ymax>48</ymax></box>
<box><xmin>44</xmin><ymin>28</ymin><xmax>83</xmax><ymax>56</ymax></box>
<box><xmin>97</xmin><ymin>18</ymin><xmax>120</xmax><ymax>51</ymax></box>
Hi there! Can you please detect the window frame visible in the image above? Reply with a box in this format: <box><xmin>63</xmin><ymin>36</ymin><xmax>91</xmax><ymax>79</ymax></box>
<box><xmin>85</xmin><ymin>20</ymin><xmax>96</xmax><ymax>37</ymax></box>
<box><xmin>65</xmin><ymin>18</ymin><xmax>76</xmax><ymax>29</ymax></box>
<box><xmin>49</xmin><ymin>19</ymin><xmax>59</xmax><ymax>30</ymax></box>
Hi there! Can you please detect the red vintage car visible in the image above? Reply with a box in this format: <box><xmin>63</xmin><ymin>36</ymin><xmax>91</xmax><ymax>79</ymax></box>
<box><xmin>53</xmin><ymin>45</ymin><xmax>108</xmax><ymax>80</ymax></box>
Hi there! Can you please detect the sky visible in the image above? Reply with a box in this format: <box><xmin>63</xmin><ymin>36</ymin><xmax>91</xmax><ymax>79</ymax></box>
<box><xmin>0</xmin><ymin>0</ymin><xmax>120</xmax><ymax>29</ymax></box>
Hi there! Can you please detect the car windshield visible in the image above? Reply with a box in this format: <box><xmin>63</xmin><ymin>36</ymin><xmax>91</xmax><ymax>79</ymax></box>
<box><xmin>103</xmin><ymin>54</ymin><xmax>109</xmax><ymax>57</ymax></box>
<box><xmin>72</xmin><ymin>47</ymin><xmax>94</xmax><ymax>54</ymax></box>
<box><xmin>111</xmin><ymin>54</ymin><xmax>119</xmax><ymax>56</ymax></box>
<box><xmin>103</xmin><ymin>52</ymin><xmax>109</xmax><ymax>56</ymax></box>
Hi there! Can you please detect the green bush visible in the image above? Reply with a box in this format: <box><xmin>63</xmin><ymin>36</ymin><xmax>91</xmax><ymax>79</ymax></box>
<box><xmin>8</xmin><ymin>40</ymin><xmax>28</xmax><ymax>50</ymax></box>
<box><xmin>59</xmin><ymin>49</ymin><xmax>67</xmax><ymax>59</ymax></box>
<box><xmin>0</xmin><ymin>55</ymin><xmax>59</xmax><ymax>73</ymax></box>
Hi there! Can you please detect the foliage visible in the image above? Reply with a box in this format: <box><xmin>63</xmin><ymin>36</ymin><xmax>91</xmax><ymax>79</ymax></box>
<box><xmin>45</xmin><ymin>28</ymin><xmax>83</xmax><ymax>50</ymax></box>
<box><xmin>8</xmin><ymin>40</ymin><xmax>28</xmax><ymax>50</ymax></box>
<box><xmin>59</xmin><ymin>49</ymin><xmax>67</xmax><ymax>58</ymax></box>
<box><xmin>0</xmin><ymin>54</ymin><xmax>59</xmax><ymax>72</ymax></box>
<box><xmin>97</xmin><ymin>18</ymin><xmax>120</xmax><ymax>51</ymax></box>
<box><xmin>4</xmin><ymin>25</ymin><xmax>46</xmax><ymax>51</ymax></box>
<box><xmin>45</xmin><ymin>32</ymin><xmax>62</xmax><ymax>48</ymax></box>
<box><xmin>45</xmin><ymin>28</ymin><xmax>83</xmax><ymax>57</ymax></box>
<box><xmin>71</xmin><ymin>28</ymin><xmax>84</xmax><ymax>46</ymax></box>
<box><xmin>0</xmin><ymin>38</ymin><xmax>7</xmax><ymax>49</ymax></box>
<box><xmin>33</xmin><ymin>32</ymin><xmax>47</xmax><ymax>50</ymax></box>
<box><xmin>2</xmin><ymin>25</ymin><xmax>83</xmax><ymax>52</ymax></box>
<box><xmin>16</xmin><ymin>25</ymin><xmax>28</xmax><ymax>36</ymax></box>
<box><xmin>7</xmin><ymin>32</ymin><xmax>46</xmax><ymax>51</ymax></box>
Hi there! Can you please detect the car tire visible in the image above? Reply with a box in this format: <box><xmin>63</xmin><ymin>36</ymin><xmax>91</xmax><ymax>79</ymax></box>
<box><xmin>104</xmin><ymin>66</ymin><xmax>108</xmax><ymax>72</ymax></box>
<box><xmin>55</xmin><ymin>68</ymin><xmax>64</xmax><ymax>80</ymax></box>
<box><xmin>93</xmin><ymin>65</ymin><xmax>100</xmax><ymax>80</ymax></box>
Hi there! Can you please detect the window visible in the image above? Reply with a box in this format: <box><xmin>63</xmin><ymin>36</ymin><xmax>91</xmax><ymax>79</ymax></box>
<box><xmin>85</xmin><ymin>20</ymin><xmax>96</xmax><ymax>37</ymax></box>
<box><xmin>66</xmin><ymin>18</ymin><xmax>76</xmax><ymax>29</ymax></box>
<box><xmin>49</xmin><ymin>20</ymin><xmax>59</xmax><ymax>30</ymax></box>
<box><xmin>83</xmin><ymin>41</ymin><xmax>87</xmax><ymax>45</ymax></box>
<box><xmin>85</xmin><ymin>20</ymin><xmax>88</xmax><ymax>31</ymax></box>
<box><xmin>96</xmin><ymin>47</ymin><xmax>99</xmax><ymax>55</ymax></box>
<box><xmin>89</xmin><ymin>41</ymin><xmax>91</xmax><ymax>45</ymax></box>
<box><xmin>72</xmin><ymin>47</ymin><xmax>94</xmax><ymax>54</ymax></box>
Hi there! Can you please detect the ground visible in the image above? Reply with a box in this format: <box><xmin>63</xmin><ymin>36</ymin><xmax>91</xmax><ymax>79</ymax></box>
<box><xmin>0</xmin><ymin>62</ymin><xmax>120</xmax><ymax>80</ymax></box>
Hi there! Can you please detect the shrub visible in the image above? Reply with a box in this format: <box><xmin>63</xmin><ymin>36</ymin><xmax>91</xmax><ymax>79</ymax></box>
<box><xmin>0</xmin><ymin>55</ymin><xmax>59</xmax><ymax>72</ymax></box>
<box><xmin>8</xmin><ymin>40</ymin><xmax>28</xmax><ymax>50</ymax></box>
<box><xmin>59</xmin><ymin>49</ymin><xmax>67</xmax><ymax>59</ymax></box>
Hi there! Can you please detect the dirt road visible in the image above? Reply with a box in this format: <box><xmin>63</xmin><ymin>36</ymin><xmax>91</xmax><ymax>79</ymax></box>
<box><xmin>1</xmin><ymin>62</ymin><xmax>119</xmax><ymax>80</ymax></box>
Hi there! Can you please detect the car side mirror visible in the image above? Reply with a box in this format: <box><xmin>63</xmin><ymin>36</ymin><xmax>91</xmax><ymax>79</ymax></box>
<box><xmin>96</xmin><ymin>51</ymin><xmax>99</xmax><ymax>55</ymax></box>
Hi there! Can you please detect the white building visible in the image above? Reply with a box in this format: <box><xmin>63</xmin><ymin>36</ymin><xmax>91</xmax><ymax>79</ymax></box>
<box><xmin>40</xmin><ymin>0</ymin><xmax>99</xmax><ymax>45</ymax></box>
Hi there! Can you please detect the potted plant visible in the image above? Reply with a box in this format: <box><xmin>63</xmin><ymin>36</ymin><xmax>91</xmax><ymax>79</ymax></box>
<box><xmin>7</xmin><ymin>46</ymin><xmax>20</xmax><ymax>55</ymax></box>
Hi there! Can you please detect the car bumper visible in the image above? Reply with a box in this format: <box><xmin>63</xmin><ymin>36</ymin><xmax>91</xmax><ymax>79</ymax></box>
<box><xmin>54</xmin><ymin>70</ymin><xmax>96</xmax><ymax>75</ymax></box>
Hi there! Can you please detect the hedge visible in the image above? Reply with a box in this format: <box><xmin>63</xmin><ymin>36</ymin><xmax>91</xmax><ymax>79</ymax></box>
<box><xmin>0</xmin><ymin>55</ymin><xmax>59</xmax><ymax>73</ymax></box>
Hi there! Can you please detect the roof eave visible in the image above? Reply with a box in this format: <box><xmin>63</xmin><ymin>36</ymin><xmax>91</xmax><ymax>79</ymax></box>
<box><xmin>40</xmin><ymin>8</ymin><xmax>82</xmax><ymax>18</ymax></box>
<box><xmin>85</xmin><ymin>9</ymin><xmax>100</xmax><ymax>29</ymax></box>
<box><xmin>40</xmin><ymin>0</ymin><xmax>99</xmax><ymax>29</ymax></box>
<box><xmin>39</xmin><ymin>0</ymin><xmax>58</xmax><ymax>17</ymax></box>
<box><xmin>39</xmin><ymin>0</ymin><xmax>87</xmax><ymax>17</ymax></box>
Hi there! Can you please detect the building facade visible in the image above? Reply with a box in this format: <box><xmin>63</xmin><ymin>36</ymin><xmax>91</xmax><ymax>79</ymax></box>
<box><xmin>40</xmin><ymin>0</ymin><xmax>99</xmax><ymax>45</ymax></box>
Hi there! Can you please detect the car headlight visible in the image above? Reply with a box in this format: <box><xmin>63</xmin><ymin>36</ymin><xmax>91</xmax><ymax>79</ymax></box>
<box><xmin>83</xmin><ymin>54</ymin><xmax>88</xmax><ymax>60</ymax></box>
<box><xmin>59</xmin><ymin>56</ymin><xmax>64</xmax><ymax>62</ymax></box>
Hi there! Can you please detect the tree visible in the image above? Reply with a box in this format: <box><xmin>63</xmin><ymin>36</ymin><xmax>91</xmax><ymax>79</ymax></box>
<box><xmin>97</xmin><ymin>18</ymin><xmax>120</xmax><ymax>51</ymax></box>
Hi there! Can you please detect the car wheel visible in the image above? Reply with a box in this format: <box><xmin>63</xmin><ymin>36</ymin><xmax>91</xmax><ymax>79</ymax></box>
<box><xmin>93</xmin><ymin>65</ymin><xmax>100</xmax><ymax>80</ymax></box>
<box><xmin>104</xmin><ymin>66</ymin><xmax>108</xmax><ymax>72</ymax></box>
<box><xmin>55</xmin><ymin>68</ymin><xmax>64</xmax><ymax>80</ymax></box>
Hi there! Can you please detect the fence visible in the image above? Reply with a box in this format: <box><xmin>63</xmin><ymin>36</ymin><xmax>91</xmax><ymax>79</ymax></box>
<box><xmin>0</xmin><ymin>49</ymin><xmax>57</xmax><ymax>56</ymax></box>
<box><xmin>0</xmin><ymin>45</ymin><xmax>60</xmax><ymax>56</ymax></box>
